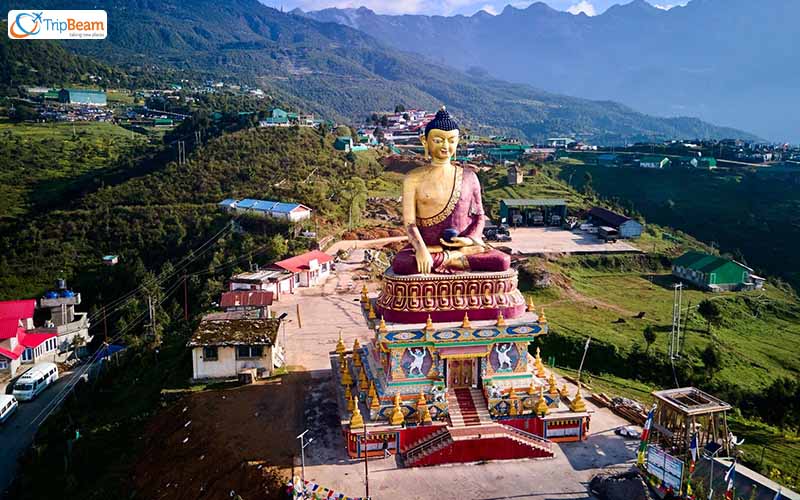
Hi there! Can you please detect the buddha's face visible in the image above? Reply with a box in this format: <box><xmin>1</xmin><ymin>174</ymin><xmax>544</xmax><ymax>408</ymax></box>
<box><xmin>423</xmin><ymin>129</ymin><xmax>459</xmax><ymax>163</ymax></box>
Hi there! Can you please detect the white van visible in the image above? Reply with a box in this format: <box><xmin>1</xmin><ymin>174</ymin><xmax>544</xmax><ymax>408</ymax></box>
<box><xmin>13</xmin><ymin>362</ymin><xmax>59</xmax><ymax>401</ymax></box>
<box><xmin>0</xmin><ymin>395</ymin><xmax>18</xmax><ymax>423</ymax></box>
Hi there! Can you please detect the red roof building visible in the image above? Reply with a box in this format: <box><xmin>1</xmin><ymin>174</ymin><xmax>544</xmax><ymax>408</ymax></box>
<box><xmin>0</xmin><ymin>299</ymin><xmax>58</xmax><ymax>375</ymax></box>
<box><xmin>271</xmin><ymin>250</ymin><xmax>334</xmax><ymax>288</ymax></box>
<box><xmin>220</xmin><ymin>291</ymin><xmax>274</xmax><ymax>317</ymax></box>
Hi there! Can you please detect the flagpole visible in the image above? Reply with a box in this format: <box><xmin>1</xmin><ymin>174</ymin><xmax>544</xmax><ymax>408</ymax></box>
<box><xmin>577</xmin><ymin>337</ymin><xmax>591</xmax><ymax>382</ymax></box>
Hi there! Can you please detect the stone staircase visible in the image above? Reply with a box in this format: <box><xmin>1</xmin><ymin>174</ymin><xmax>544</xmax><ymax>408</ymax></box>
<box><xmin>448</xmin><ymin>388</ymin><xmax>493</xmax><ymax>427</ymax></box>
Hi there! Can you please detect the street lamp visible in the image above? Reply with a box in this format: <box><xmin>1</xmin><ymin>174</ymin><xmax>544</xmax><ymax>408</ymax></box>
<box><xmin>297</xmin><ymin>430</ymin><xmax>313</xmax><ymax>499</ymax></box>
<box><xmin>701</xmin><ymin>443</ymin><xmax>723</xmax><ymax>500</ymax></box>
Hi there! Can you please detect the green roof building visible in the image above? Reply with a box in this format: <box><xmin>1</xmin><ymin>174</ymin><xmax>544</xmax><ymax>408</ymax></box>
<box><xmin>59</xmin><ymin>88</ymin><xmax>107</xmax><ymax>106</ymax></box>
<box><xmin>499</xmin><ymin>199</ymin><xmax>568</xmax><ymax>226</ymax></box>
<box><xmin>334</xmin><ymin>136</ymin><xmax>354</xmax><ymax>152</ymax></box>
<box><xmin>672</xmin><ymin>251</ymin><xmax>764</xmax><ymax>292</ymax></box>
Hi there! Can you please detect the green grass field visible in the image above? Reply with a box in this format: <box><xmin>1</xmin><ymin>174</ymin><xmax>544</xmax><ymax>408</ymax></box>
<box><xmin>0</xmin><ymin>120</ymin><xmax>150</xmax><ymax>219</ymax></box>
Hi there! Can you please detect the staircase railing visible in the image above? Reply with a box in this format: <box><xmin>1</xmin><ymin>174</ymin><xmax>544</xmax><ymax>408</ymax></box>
<box><xmin>499</xmin><ymin>424</ymin><xmax>552</xmax><ymax>451</ymax></box>
<box><xmin>404</xmin><ymin>429</ymin><xmax>452</xmax><ymax>464</ymax></box>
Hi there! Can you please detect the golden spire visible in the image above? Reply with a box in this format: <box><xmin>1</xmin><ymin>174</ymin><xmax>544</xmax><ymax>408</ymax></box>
<box><xmin>350</xmin><ymin>395</ymin><xmax>364</xmax><ymax>429</ymax></box>
<box><xmin>548</xmin><ymin>372</ymin><xmax>559</xmax><ymax>397</ymax></box>
<box><xmin>341</xmin><ymin>359</ymin><xmax>353</xmax><ymax>386</ymax></box>
<box><xmin>345</xmin><ymin>384</ymin><xmax>354</xmax><ymax>411</ymax></box>
<box><xmin>378</xmin><ymin>316</ymin><xmax>388</xmax><ymax>334</ymax></box>
<box><xmin>416</xmin><ymin>390</ymin><xmax>427</xmax><ymax>423</ymax></box>
<box><xmin>528</xmin><ymin>378</ymin><xmax>537</xmax><ymax>396</ymax></box>
<box><xmin>425</xmin><ymin>314</ymin><xmax>434</xmax><ymax>332</ymax></box>
<box><xmin>368</xmin><ymin>381</ymin><xmax>378</xmax><ymax>401</ymax></box>
<box><xmin>559</xmin><ymin>383</ymin><xmax>569</xmax><ymax>398</ymax></box>
<box><xmin>390</xmin><ymin>392</ymin><xmax>405</xmax><ymax>426</ymax></box>
<box><xmin>368</xmin><ymin>301</ymin><xmax>377</xmax><ymax>320</ymax></box>
<box><xmin>353</xmin><ymin>338</ymin><xmax>362</xmax><ymax>368</ymax></box>
<box><xmin>496</xmin><ymin>311</ymin><xmax>506</xmax><ymax>327</ymax></box>
<box><xmin>538</xmin><ymin>307</ymin><xmax>547</xmax><ymax>324</ymax></box>
<box><xmin>360</xmin><ymin>284</ymin><xmax>368</xmax><ymax>304</ymax></box>
<box><xmin>526</xmin><ymin>296</ymin><xmax>535</xmax><ymax>312</ymax></box>
<box><xmin>336</xmin><ymin>330</ymin><xmax>346</xmax><ymax>356</ymax></box>
<box><xmin>535</xmin><ymin>347</ymin><xmax>546</xmax><ymax>379</ymax></box>
<box><xmin>339</xmin><ymin>352</ymin><xmax>347</xmax><ymax>376</ymax></box>
<box><xmin>570</xmin><ymin>383</ymin><xmax>587</xmax><ymax>412</ymax></box>
<box><xmin>535</xmin><ymin>386</ymin><xmax>550</xmax><ymax>416</ymax></box>
<box><xmin>421</xmin><ymin>404</ymin><xmax>433</xmax><ymax>424</ymax></box>
<box><xmin>508</xmin><ymin>386</ymin><xmax>518</xmax><ymax>416</ymax></box>
<box><xmin>359</xmin><ymin>367</ymin><xmax>369</xmax><ymax>392</ymax></box>
<box><xmin>461</xmin><ymin>311</ymin><xmax>471</xmax><ymax>329</ymax></box>
<box><xmin>370</xmin><ymin>391</ymin><xmax>381</xmax><ymax>410</ymax></box>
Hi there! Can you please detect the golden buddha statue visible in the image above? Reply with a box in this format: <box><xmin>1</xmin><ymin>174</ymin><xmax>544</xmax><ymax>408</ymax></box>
<box><xmin>391</xmin><ymin>107</ymin><xmax>510</xmax><ymax>275</ymax></box>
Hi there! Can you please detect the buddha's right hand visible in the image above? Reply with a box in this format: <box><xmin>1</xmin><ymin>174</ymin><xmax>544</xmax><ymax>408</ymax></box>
<box><xmin>416</xmin><ymin>248</ymin><xmax>434</xmax><ymax>274</ymax></box>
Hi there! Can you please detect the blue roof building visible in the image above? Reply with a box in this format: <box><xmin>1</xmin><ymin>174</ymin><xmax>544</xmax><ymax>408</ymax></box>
<box><xmin>220</xmin><ymin>198</ymin><xmax>312</xmax><ymax>222</ymax></box>
<box><xmin>59</xmin><ymin>88</ymin><xmax>107</xmax><ymax>106</ymax></box>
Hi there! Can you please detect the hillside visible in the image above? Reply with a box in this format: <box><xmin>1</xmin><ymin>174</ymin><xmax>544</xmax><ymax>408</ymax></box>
<box><xmin>299</xmin><ymin>0</ymin><xmax>799</xmax><ymax>142</ymax></box>
<box><xmin>4</xmin><ymin>0</ymin><xmax>755</xmax><ymax>143</ymax></box>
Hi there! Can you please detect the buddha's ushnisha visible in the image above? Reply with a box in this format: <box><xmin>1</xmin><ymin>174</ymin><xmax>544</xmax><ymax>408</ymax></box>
<box><xmin>392</xmin><ymin>107</ymin><xmax>511</xmax><ymax>275</ymax></box>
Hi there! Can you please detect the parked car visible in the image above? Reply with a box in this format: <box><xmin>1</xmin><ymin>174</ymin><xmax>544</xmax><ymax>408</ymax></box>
<box><xmin>13</xmin><ymin>362</ymin><xmax>59</xmax><ymax>401</ymax></box>
<box><xmin>484</xmin><ymin>222</ymin><xmax>512</xmax><ymax>242</ymax></box>
<box><xmin>598</xmin><ymin>226</ymin><xmax>619</xmax><ymax>243</ymax></box>
<box><xmin>0</xmin><ymin>395</ymin><xmax>18</xmax><ymax>423</ymax></box>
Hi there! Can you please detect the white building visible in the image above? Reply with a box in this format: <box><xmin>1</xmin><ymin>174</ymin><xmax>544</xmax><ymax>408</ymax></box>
<box><xmin>228</xmin><ymin>269</ymin><xmax>295</xmax><ymax>300</ymax></box>
<box><xmin>219</xmin><ymin>198</ymin><xmax>312</xmax><ymax>223</ymax></box>
<box><xmin>270</xmin><ymin>250</ymin><xmax>333</xmax><ymax>288</ymax></box>
<box><xmin>188</xmin><ymin>313</ymin><xmax>283</xmax><ymax>381</ymax></box>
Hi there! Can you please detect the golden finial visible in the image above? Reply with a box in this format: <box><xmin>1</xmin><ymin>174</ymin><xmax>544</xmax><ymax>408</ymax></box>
<box><xmin>461</xmin><ymin>311</ymin><xmax>471</xmax><ymax>329</ymax></box>
<box><xmin>526</xmin><ymin>296</ymin><xmax>535</xmax><ymax>312</ymax></box>
<box><xmin>378</xmin><ymin>316</ymin><xmax>388</xmax><ymax>334</ymax></box>
<box><xmin>421</xmin><ymin>404</ymin><xmax>433</xmax><ymax>424</ymax></box>
<box><xmin>417</xmin><ymin>390</ymin><xmax>428</xmax><ymax>423</ymax></box>
<box><xmin>570</xmin><ymin>383</ymin><xmax>587</xmax><ymax>412</ymax></box>
<box><xmin>425</xmin><ymin>314</ymin><xmax>434</xmax><ymax>332</ymax></box>
<box><xmin>360</xmin><ymin>284</ymin><xmax>368</xmax><ymax>303</ymax></box>
<box><xmin>417</xmin><ymin>389</ymin><xmax>427</xmax><ymax>407</ymax></box>
<box><xmin>538</xmin><ymin>307</ymin><xmax>547</xmax><ymax>324</ymax></box>
<box><xmin>350</xmin><ymin>395</ymin><xmax>364</xmax><ymax>429</ymax></box>
<box><xmin>548</xmin><ymin>372</ymin><xmax>559</xmax><ymax>397</ymax></box>
<box><xmin>535</xmin><ymin>347</ymin><xmax>546</xmax><ymax>379</ymax></box>
<box><xmin>535</xmin><ymin>386</ymin><xmax>550</xmax><ymax>416</ymax></box>
<box><xmin>368</xmin><ymin>381</ymin><xmax>378</xmax><ymax>401</ymax></box>
<box><xmin>560</xmin><ymin>383</ymin><xmax>569</xmax><ymax>398</ymax></box>
<box><xmin>339</xmin><ymin>352</ymin><xmax>346</xmax><ymax>376</ymax></box>
<box><xmin>336</xmin><ymin>330</ymin><xmax>346</xmax><ymax>356</ymax></box>
<box><xmin>359</xmin><ymin>368</ymin><xmax>369</xmax><ymax>392</ymax></box>
<box><xmin>528</xmin><ymin>378</ymin><xmax>537</xmax><ymax>396</ymax></box>
<box><xmin>496</xmin><ymin>311</ymin><xmax>506</xmax><ymax>327</ymax></box>
<box><xmin>341</xmin><ymin>359</ymin><xmax>354</xmax><ymax>386</ymax></box>
<box><xmin>345</xmin><ymin>384</ymin><xmax>354</xmax><ymax>411</ymax></box>
<box><xmin>390</xmin><ymin>392</ymin><xmax>405</xmax><ymax>426</ymax></box>
<box><xmin>368</xmin><ymin>301</ymin><xmax>377</xmax><ymax>320</ymax></box>
<box><xmin>370</xmin><ymin>392</ymin><xmax>381</xmax><ymax>410</ymax></box>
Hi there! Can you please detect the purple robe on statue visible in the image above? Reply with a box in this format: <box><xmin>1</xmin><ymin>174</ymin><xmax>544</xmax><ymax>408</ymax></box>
<box><xmin>392</xmin><ymin>166</ymin><xmax>511</xmax><ymax>275</ymax></box>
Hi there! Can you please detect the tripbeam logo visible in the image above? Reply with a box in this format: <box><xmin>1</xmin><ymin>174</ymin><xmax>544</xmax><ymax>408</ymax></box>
<box><xmin>8</xmin><ymin>10</ymin><xmax>107</xmax><ymax>39</ymax></box>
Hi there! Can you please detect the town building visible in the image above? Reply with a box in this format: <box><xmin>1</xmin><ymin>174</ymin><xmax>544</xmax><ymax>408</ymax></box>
<box><xmin>58</xmin><ymin>88</ymin><xmax>107</xmax><ymax>106</ymax></box>
<box><xmin>219</xmin><ymin>290</ymin><xmax>273</xmax><ymax>318</ymax></box>
<box><xmin>547</xmin><ymin>137</ymin><xmax>574</xmax><ymax>149</ymax></box>
<box><xmin>228</xmin><ymin>268</ymin><xmax>295</xmax><ymax>300</ymax></box>
<box><xmin>499</xmin><ymin>199</ymin><xmax>568</xmax><ymax>226</ymax></box>
<box><xmin>672</xmin><ymin>251</ymin><xmax>765</xmax><ymax>292</ymax></box>
<box><xmin>587</xmin><ymin>207</ymin><xmax>643</xmax><ymax>238</ymax></box>
<box><xmin>188</xmin><ymin>313</ymin><xmax>282</xmax><ymax>381</ymax></box>
<box><xmin>219</xmin><ymin>198</ymin><xmax>312</xmax><ymax>222</ymax></box>
<box><xmin>0</xmin><ymin>300</ymin><xmax>62</xmax><ymax>378</ymax></box>
<box><xmin>31</xmin><ymin>280</ymin><xmax>92</xmax><ymax>361</ymax></box>
<box><xmin>270</xmin><ymin>250</ymin><xmax>333</xmax><ymax>288</ymax></box>
<box><xmin>507</xmin><ymin>164</ymin><xmax>524</xmax><ymax>186</ymax></box>
<box><xmin>334</xmin><ymin>136</ymin><xmax>354</xmax><ymax>152</ymax></box>
<box><xmin>638</xmin><ymin>156</ymin><xmax>670</xmax><ymax>169</ymax></box>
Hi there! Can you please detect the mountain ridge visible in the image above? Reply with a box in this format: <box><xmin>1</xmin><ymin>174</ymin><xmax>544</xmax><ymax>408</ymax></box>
<box><xmin>5</xmin><ymin>0</ymin><xmax>758</xmax><ymax>143</ymax></box>
<box><xmin>298</xmin><ymin>0</ymin><xmax>799</xmax><ymax>142</ymax></box>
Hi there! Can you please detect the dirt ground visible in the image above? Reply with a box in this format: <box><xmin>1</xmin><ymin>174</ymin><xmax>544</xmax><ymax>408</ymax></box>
<box><xmin>505</xmin><ymin>227</ymin><xmax>641</xmax><ymax>255</ymax></box>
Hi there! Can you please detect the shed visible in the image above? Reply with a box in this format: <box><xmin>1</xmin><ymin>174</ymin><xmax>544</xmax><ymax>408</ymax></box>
<box><xmin>671</xmin><ymin>251</ymin><xmax>761</xmax><ymax>291</ymax></box>
<box><xmin>499</xmin><ymin>199</ymin><xmax>568</xmax><ymax>227</ymax></box>
<box><xmin>58</xmin><ymin>88</ymin><xmax>107</xmax><ymax>106</ymax></box>
<box><xmin>586</xmin><ymin>207</ymin><xmax>643</xmax><ymax>238</ymax></box>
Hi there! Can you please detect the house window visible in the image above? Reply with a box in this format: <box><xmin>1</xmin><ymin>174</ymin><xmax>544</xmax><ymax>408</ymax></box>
<box><xmin>236</xmin><ymin>345</ymin><xmax>264</xmax><ymax>359</ymax></box>
<box><xmin>22</xmin><ymin>348</ymin><xmax>32</xmax><ymax>362</ymax></box>
<box><xmin>203</xmin><ymin>346</ymin><xmax>219</xmax><ymax>361</ymax></box>
<box><xmin>0</xmin><ymin>359</ymin><xmax>7</xmax><ymax>370</ymax></box>
<box><xmin>294</xmin><ymin>274</ymin><xmax>300</xmax><ymax>285</ymax></box>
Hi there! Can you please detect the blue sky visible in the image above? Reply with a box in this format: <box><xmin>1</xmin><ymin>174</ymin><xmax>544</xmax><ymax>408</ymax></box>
<box><xmin>263</xmin><ymin>0</ymin><xmax>689</xmax><ymax>16</ymax></box>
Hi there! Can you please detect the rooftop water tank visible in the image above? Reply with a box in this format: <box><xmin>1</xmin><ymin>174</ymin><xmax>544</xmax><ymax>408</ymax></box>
<box><xmin>44</xmin><ymin>291</ymin><xmax>58</xmax><ymax>299</ymax></box>
<box><xmin>60</xmin><ymin>290</ymin><xmax>75</xmax><ymax>298</ymax></box>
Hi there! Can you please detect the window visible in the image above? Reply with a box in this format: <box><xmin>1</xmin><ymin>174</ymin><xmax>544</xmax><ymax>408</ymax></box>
<box><xmin>236</xmin><ymin>345</ymin><xmax>264</xmax><ymax>359</ymax></box>
<box><xmin>294</xmin><ymin>273</ymin><xmax>300</xmax><ymax>285</ymax></box>
<box><xmin>0</xmin><ymin>359</ymin><xmax>7</xmax><ymax>370</ymax></box>
<box><xmin>22</xmin><ymin>348</ymin><xmax>32</xmax><ymax>362</ymax></box>
<box><xmin>203</xmin><ymin>346</ymin><xmax>219</xmax><ymax>361</ymax></box>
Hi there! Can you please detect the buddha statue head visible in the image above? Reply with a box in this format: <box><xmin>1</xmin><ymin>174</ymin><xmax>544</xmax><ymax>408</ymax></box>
<box><xmin>421</xmin><ymin>106</ymin><xmax>459</xmax><ymax>164</ymax></box>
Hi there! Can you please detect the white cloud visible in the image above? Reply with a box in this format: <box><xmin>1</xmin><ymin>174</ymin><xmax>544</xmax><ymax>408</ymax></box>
<box><xmin>652</xmin><ymin>2</ymin><xmax>688</xmax><ymax>10</ymax></box>
<box><xmin>566</xmin><ymin>0</ymin><xmax>597</xmax><ymax>15</ymax></box>
<box><xmin>479</xmin><ymin>3</ymin><xmax>498</xmax><ymax>14</ymax></box>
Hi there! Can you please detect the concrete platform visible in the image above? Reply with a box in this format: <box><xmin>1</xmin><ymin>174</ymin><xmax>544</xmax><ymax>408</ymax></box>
<box><xmin>502</xmin><ymin>227</ymin><xmax>641</xmax><ymax>255</ymax></box>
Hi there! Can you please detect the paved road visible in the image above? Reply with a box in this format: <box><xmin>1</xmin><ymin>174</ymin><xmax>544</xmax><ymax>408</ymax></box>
<box><xmin>0</xmin><ymin>370</ymin><xmax>78</xmax><ymax>499</ymax></box>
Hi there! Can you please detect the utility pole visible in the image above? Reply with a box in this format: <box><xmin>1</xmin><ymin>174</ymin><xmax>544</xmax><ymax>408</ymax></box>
<box><xmin>296</xmin><ymin>430</ymin><xmax>312</xmax><ymax>499</ymax></box>
<box><xmin>183</xmin><ymin>275</ymin><xmax>189</xmax><ymax>321</ymax></box>
<box><xmin>669</xmin><ymin>283</ymin><xmax>683</xmax><ymax>359</ymax></box>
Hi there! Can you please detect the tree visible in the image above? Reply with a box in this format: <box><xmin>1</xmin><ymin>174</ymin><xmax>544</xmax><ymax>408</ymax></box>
<box><xmin>340</xmin><ymin>177</ymin><xmax>368</xmax><ymax>228</ymax></box>
<box><xmin>700</xmin><ymin>344</ymin><xmax>721</xmax><ymax>379</ymax></box>
<box><xmin>394</xmin><ymin>104</ymin><xmax>405</xmax><ymax>113</ymax></box>
<box><xmin>697</xmin><ymin>299</ymin><xmax>722</xmax><ymax>334</ymax></box>
<box><xmin>643</xmin><ymin>325</ymin><xmax>657</xmax><ymax>354</ymax></box>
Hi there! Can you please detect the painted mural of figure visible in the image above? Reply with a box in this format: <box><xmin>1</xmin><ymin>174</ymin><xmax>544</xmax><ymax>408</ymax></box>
<box><xmin>408</xmin><ymin>348</ymin><xmax>427</xmax><ymax>376</ymax></box>
<box><xmin>496</xmin><ymin>343</ymin><xmax>514</xmax><ymax>371</ymax></box>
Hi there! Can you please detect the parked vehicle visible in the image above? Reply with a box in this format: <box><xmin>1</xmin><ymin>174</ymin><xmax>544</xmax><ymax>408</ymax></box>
<box><xmin>13</xmin><ymin>362</ymin><xmax>59</xmax><ymax>401</ymax></box>
<box><xmin>0</xmin><ymin>395</ymin><xmax>18</xmax><ymax>423</ymax></box>
<box><xmin>484</xmin><ymin>222</ymin><xmax>512</xmax><ymax>242</ymax></box>
<box><xmin>598</xmin><ymin>226</ymin><xmax>619</xmax><ymax>243</ymax></box>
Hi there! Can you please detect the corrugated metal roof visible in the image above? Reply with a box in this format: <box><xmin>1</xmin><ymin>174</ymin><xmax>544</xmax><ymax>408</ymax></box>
<box><xmin>673</xmin><ymin>251</ymin><xmax>749</xmax><ymax>273</ymax></box>
<box><xmin>188</xmin><ymin>318</ymin><xmax>280</xmax><ymax>347</ymax></box>
<box><xmin>272</xmin><ymin>250</ymin><xmax>333</xmax><ymax>273</ymax></box>
<box><xmin>501</xmin><ymin>199</ymin><xmax>567</xmax><ymax>207</ymax></box>
<box><xmin>0</xmin><ymin>300</ymin><xmax>35</xmax><ymax>320</ymax></box>
<box><xmin>588</xmin><ymin>207</ymin><xmax>632</xmax><ymax>227</ymax></box>
<box><xmin>233</xmin><ymin>198</ymin><xmax>308</xmax><ymax>214</ymax></box>
<box><xmin>220</xmin><ymin>291</ymin><xmax>274</xmax><ymax>308</ymax></box>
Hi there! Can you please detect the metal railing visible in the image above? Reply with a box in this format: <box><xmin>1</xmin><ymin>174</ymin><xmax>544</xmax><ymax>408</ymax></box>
<box><xmin>404</xmin><ymin>429</ymin><xmax>452</xmax><ymax>463</ymax></box>
<box><xmin>499</xmin><ymin>424</ymin><xmax>552</xmax><ymax>451</ymax></box>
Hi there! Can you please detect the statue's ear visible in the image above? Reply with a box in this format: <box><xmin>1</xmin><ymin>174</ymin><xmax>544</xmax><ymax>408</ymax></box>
<box><xmin>420</xmin><ymin>134</ymin><xmax>429</xmax><ymax>159</ymax></box>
